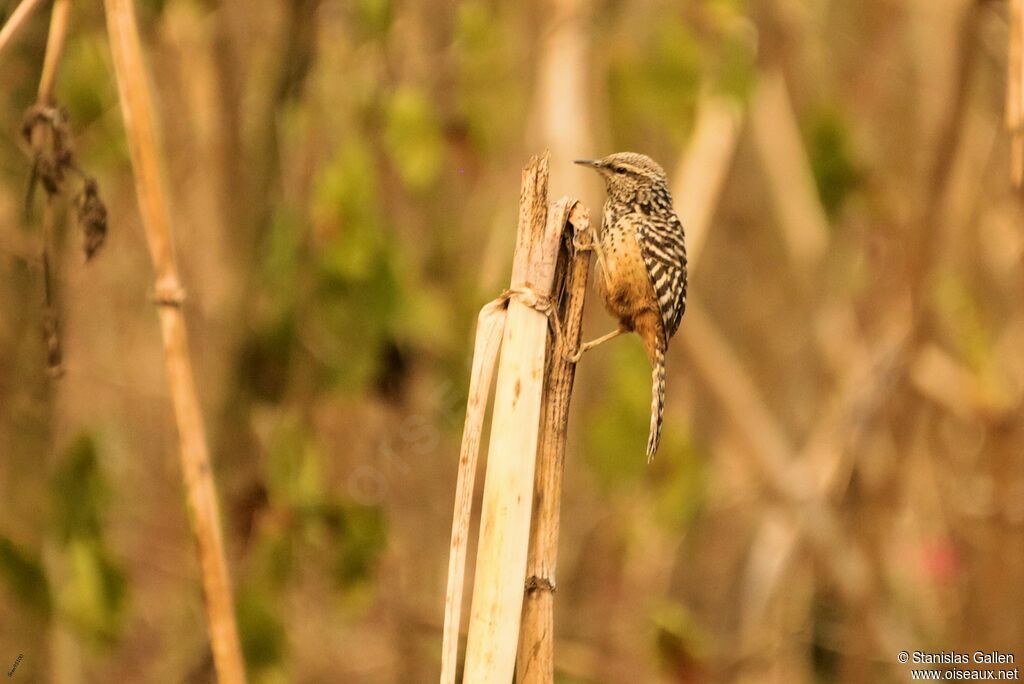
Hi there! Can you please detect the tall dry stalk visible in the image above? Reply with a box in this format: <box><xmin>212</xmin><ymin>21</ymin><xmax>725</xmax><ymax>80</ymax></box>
<box><xmin>447</xmin><ymin>152</ymin><xmax>563</xmax><ymax>682</ymax></box>
<box><xmin>750</xmin><ymin>68</ymin><xmax>829</xmax><ymax>268</ymax></box>
<box><xmin>671</xmin><ymin>91</ymin><xmax>742</xmax><ymax>272</ymax></box>
<box><xmin>102</xmin><ymin>1</ymin><xmax>246</xmax><ymax>682</ymax></box>
<box><xmin>515</xmin><ymin>200</ymin><xmax>591</xmax><ymax>683</ymax></box>
<box><xmin>672</xmin><ymin>96</ymin><xmax>909</xmax><ymax>654</ymax></box>
<box><xmin>25</xmin><ymin>0</ymin><xmax>72</xmax><ymax>377</ymax></box>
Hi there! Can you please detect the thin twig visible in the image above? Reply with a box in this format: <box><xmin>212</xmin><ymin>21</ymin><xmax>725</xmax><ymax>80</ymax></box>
<box><xmin>102</xmin><ymin>0</ymin><xmax>246</xmax><ymax>681</ymax></box>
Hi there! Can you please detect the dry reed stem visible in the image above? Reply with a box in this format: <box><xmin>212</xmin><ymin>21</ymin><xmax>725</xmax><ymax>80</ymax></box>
<box><xmin>737</xmin><ymin>7</ymin><xmax>992</xmax><ymax>642</ymax></box>
<box><xmin>739</xmin><ymin>316</ymin><xmax>911</xmax><ymax>647</ymax></box>
<box><xmin>910</xmin><ymin>344</ymin><xmax>1015</xmax><ymax>421</ymax></box>
<box><xmin>667</xmin><ymin>71</ymin><xmax>911</xmax><ymax>657</ymax></box>
<box><xmin>666</xmin><ymin>91</ymin><xmax>904</xmax><ymax>654</ymax></box>
<box><xmin>28</xmin><ymin>0</ymin><xmax>72</xmax><ymax>377</ymax></box>
<box><xmin>531</xmin><ymin>0</ymin><xmax>591</xmax><ymax>193</ymax></box>
<box><xmin>440</xmin><ymin>298</ymin><xmax>509</xmax><ymax>684</ymax></box>
<box><xmin>0</xmin><ymin>0</ymin><xmax>46</xmax><ymax>56</ymax></box>
<box><xmin>102</xmin><ymin>1</ymin><xmax>246</xmax><ymax>681</ymax></box>
<box><xmin>36</xmin><ymin>0</ymin><xmax>69</xmax><ymax>103</ymax></box>
<box><xmin>672</xmin><ymin>91</ymin><xmax>742</xmax><ymax>272</ymax></box>
<box><xmin>750</xmin><ymin>68</ymin><xmax>829</xmax><ymax>267</ymax></box>
<box><xmin>1009</xmin><ymin>0</ymin><xmax>1024</xmax><ymax>185</ymax></box>
<box><xmin>681</xmin><ymin>302</ymin><xmax>909</xmax><ymax>655</ymax></box>
<box><xmin>462</xmin><ymin>152</ymin><xmax>561</xmax><ymax>682</ymax></box>
<box><xmin>516</xmin><ymin>200</ymin><xmax>591</xmax><ymax>684</ymax></box>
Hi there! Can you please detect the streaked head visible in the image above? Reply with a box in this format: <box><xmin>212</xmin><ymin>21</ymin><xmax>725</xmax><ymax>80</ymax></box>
<box><xmin>574</xmin><ymin>152</ymin><xmax>669</xmax><ymax>203</ymax></box>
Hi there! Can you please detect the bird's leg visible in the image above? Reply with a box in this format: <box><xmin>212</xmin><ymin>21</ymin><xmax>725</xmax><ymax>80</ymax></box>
<box><xmin>565</xmin><ymin>326</ymin><xmax>626</xmax><ymax>363</ymax></box>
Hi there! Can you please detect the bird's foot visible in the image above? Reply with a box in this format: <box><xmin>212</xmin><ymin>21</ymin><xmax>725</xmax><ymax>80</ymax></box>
<box><xmin>572</xmin><ymin>226</ymin><xmax>598</xmax><ymax>253</ymax></box>
<box><xmin>564</xmin><ymin>328</ymin><xmax>626</xmax><ymax>364</ymax></box>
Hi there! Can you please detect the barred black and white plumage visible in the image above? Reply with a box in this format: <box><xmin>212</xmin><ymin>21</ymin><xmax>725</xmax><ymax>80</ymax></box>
<box><xmin>573</xmin><ymin>152</ymin><xmax>687</xmax><ymax>461</ymax></box>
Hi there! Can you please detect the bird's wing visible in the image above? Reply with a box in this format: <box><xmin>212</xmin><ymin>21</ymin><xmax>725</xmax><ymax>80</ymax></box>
<box><xmin>632</xmin><ymin>212</ymin><xmax>688</xmax><ymax>340</ymax></box>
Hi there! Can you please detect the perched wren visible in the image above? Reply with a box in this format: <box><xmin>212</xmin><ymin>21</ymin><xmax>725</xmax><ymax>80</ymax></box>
<box><xmin>573</xmin><ymin>152</ymin><xmax>688</xmax><ymax>461</ymax></box>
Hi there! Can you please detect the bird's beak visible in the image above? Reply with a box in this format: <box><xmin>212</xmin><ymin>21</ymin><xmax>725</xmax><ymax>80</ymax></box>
<box><xmin>573</xmin><ymin>159</ymin><xmax>600</xmax><ymax>167</ymax></box>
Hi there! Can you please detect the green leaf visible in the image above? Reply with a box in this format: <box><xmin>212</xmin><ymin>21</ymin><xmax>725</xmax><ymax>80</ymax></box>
<box><xmin>453</xmin><ymin>0</ymin><xmax>526</xmax><ymax>151</ymax></box>
<box><xmin>52</xmin><ymin>433</ymin><xmax>108</xmax><ymax>542</ymax></box>
<box><xmin>652</xmin><ymin>436</ymin><xmax>707</xmax><ymax>531</ymax></box>
<box><xmin>608</xmin><ymin>16</ymin><xmax>702</xmax><ymax>150</ymax></box>
<box><xmin>651</xmin><ymin>601</ymin><xmax>707</xmax><ymax>677</ymax></box>
<box><xmin>321</xmin><ymin>503</ymin><xmax>387</xmax><ymax>589</ymax></box>
<box><xmin>807</xmin><ymin>107</ymin><xmax>862</xmax><ymax>217</ymax></box>
<box><xmin>61</xmin><ymin>538</ymin><xmax>126</xmax><ymax>645</ymax></box>
<box><xmin>354</xmin><ymin>0</ymin><xmax>392</xmax><ymax>39</ymax></box>
<box><xmin>584</xmin><ymin>344</ymin><xmax>655</xmax><ymax>490</ymax></box>
<box><xmin>266</xmin><ymin>418</ymin><xmax>325</xmax><ymax>509</ymax></box>
<box><xmin>237</xmin><ymin>590</ymin><xmax>287</xmax><ymax>672</ymax></box>
<box><xmin>309</xmin><ymin>141</ymin><xmax>406</xmax><ymax>392</ymax></box>
<box><xmin>383</xmin><ymin>87</ymin><xmax>444</xmax><ymax>192</ymax></box>
<box><xmin>0</xmin><ymin>536</ymin><xmax>51</xmax><ymax>617</ymax></box>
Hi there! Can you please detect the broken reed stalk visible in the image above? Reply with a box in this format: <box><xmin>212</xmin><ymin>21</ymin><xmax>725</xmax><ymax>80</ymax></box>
<box><xmin>516</xmin><ymin>200</ymin><xmax>591</xmax><ymax>684</ymax></box>
<box><xmin>102</xmin><ymin>1</ymin><xmax>246</xmax><ymax>682</ymax></box>
<box><xmin>440</xmin><ymin>297</ymin><xmax>510</xmax><ymax>684</ymax></box>
<box><xmin>444</xmin><ymin>152</ymin><xmax>565</xmax><ymax>683</ymax></box>
<box><xmin>0</xmin><ymin>0</ymin><xmax>46</xmax><ymax>56</ymax></box>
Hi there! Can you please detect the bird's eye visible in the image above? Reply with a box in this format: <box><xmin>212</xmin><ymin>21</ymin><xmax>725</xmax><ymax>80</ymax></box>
<box><xmin>614</xmin><ymin>166</ymin><xmax>626</xmax><ymax>174</ymax></box>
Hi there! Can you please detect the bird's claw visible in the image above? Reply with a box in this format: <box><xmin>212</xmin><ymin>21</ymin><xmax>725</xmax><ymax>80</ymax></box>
<box><xmin>572</xmin><ymin>228</ymin><xmax>595</xmax><ymax>253</ymax></box>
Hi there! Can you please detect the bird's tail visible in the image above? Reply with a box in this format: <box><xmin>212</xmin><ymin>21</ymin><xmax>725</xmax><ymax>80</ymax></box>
<box><xmin>647</xmin><ymin>344</ymin><xmax>666</xmax><ymax>462</ymax></box>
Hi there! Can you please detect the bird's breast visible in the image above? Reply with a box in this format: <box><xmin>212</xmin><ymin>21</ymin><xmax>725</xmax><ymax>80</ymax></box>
<box><xmin>598</xmin><ymin>221</ymin><xmax>658</xmax><ymax>323</ymax></box>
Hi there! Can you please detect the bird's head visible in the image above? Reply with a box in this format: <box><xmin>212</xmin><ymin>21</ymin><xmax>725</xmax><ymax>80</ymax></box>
<box><xmin>574</xmin><ymin>152</ymin><xmax>669</xmax><ymax>204</ymax></box>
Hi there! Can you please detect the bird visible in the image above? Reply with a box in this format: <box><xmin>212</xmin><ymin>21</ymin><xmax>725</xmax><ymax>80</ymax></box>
<box><xmin>571</xmin><ymin>152</ymin><xmax>687</xmax><ymax>462</ymax></box>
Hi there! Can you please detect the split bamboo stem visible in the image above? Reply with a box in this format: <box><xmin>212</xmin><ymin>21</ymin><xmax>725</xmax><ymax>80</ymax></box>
<box><xmin>102</xmin><ymin>1</ymin><xmax>246</xmax><ymax>682</ymax></box>
<box><xmin>440</xmin><ymin>297</ymin><xmax>509</xmax><ymax>684</ymax></box>
<box><xmin>516</xmin><ymin>200</ymin><xmax>591</xmax><ymax>684</ymax></box>
<box><xmin>457</xmin><ymin>152</ymin><xmax>563</xmax><ymax>682</ymax></box>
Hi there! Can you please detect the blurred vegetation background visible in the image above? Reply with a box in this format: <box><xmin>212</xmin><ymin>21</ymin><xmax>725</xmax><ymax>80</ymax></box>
<box><xmin>1</xmin><ymin>0</ymin><xmax>1023</xmax><ymax>682</ymax></box>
